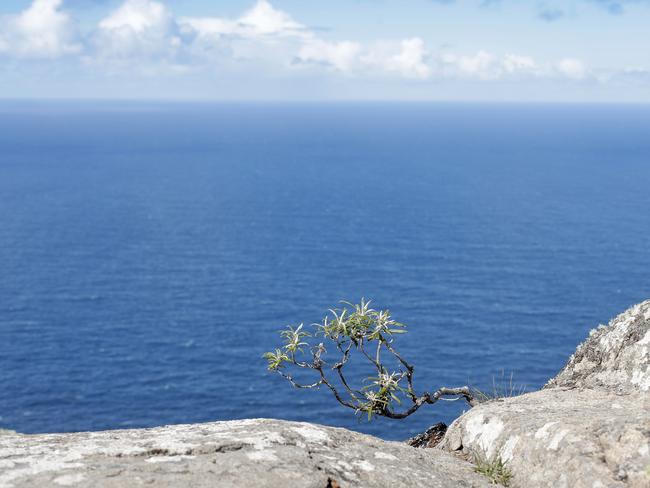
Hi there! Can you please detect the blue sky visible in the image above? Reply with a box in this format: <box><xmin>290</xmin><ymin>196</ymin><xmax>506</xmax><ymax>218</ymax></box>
<box><xmin>0</xmin><ymin>0</ymin><xmax>649</xmax><ymax>101</ymax></box>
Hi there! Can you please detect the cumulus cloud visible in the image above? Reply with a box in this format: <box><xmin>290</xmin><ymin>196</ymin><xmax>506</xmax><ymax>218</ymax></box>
<box><xmin>556</xmin><ymin>58</ymin><xmax>588</xmax><ymax>80</ymax></box>
<box><xmin>99</xmin><ymin>0</ymin><xmax>171</xmax><ymax>32</ymax></box>
<box><xmin>218</xmin><ymin>5</ymin><xmax>434</xmax><ymax>80</ymax></box>
<box><xmin>438</xmin><ymin>51</ymin><xmax>565</xmax><ymax>80</ymax></box>
<box><xmin>237</xmin><ymin>0</ymin><xmax>307</xmax><ymax>37</ymax></box>
<box><xmin>297</xmin><ymin>39</ymin><xmax>362</xmax><ymax>72</ymax></box>
<box><xmin>0</xmin><ymin>0</ymin><xmax>80</xmax><ymax>58</ymax></box>
<box><xmin>502</xmin><ymin>54</ymin><xmax>539</xmax><ymax>75</ymax></box>
<box><xmin>92</xmin><ymin>0</ymin><xmax>181</xmax><ymax>61</ymax></box>
<box><xmin>0</xmin><ymin>0</ymin><xmax>628</xmax><ymax>89</ymax></box>
<box><xmin>453</xmin><ymin>50</ymin><xmax>499</xmax><ymax>79</ymax></box>
<box><xmin>87</xmin><ymin>0</ymin><xmax>602</xmax><ymax>84</ymax></box>
<box><xmin>175</xmin><ymin>0</ymin><xmax>315</xmax><ymax>73</ymax></box>
<box><xmin>382</xmin><ymin>38</ymin><xmax>430</xmax><ymax>79</ymax></box>
<box><xmin>296</xmin><ymin>37</ymin><xmax>430</xmax><ymax>79</ymax></box>
<box><xmin>181</xmin><ymin>0</ymin><xmax>309</xmax><ymax>40</ymax></box>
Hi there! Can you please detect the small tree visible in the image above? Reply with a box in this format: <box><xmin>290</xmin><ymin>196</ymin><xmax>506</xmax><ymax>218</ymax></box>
<box><xmin>264</xmin><ymin>299</ymin><xmax>476</xmax><ymax>421</ymax></box>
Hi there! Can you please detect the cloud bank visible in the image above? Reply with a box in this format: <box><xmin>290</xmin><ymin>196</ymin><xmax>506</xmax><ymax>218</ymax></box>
<box><xmin>0</xmin><ymin>0</ymin><xmax>647</xmax><ymax>100</ymax></box>
<box><xmin>0</xmin><ymin>0</ymin><xmax>598</xmax><ymax>82</ymax></box>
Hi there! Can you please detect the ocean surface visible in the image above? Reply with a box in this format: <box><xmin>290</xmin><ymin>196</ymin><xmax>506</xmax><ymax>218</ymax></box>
<box><xmin>0</xmin><ymin>102</ymin><xmax>649</xmax><ymax>441</ymax></box>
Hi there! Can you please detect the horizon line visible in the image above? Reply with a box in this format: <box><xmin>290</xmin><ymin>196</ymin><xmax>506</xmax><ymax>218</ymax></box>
<box><xmin>1</xmin><ymin>98</ymin><xmax>649</xmax><ymax>106</ymax></box>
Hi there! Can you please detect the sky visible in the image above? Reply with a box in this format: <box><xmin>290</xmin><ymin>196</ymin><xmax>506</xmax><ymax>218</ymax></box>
<box><xmin>0</xmin><ymin>0</ymin><xmax>649</xmax><ymax>101</ymax></box>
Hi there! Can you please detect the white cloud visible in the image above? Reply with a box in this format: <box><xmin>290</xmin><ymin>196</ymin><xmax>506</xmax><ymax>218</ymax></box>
<box><xmin>93</xmin><ymin>0</ymin><xmax>181</xmax><ymax>61</ymax></box>
<box><xmin>178</xmin><ymin>17</ymin><xmax>235</xmax><ymax>38</ymax></box>
<box><xmin>0</xmin><ymin>0</ymin><xmax>619</xmax><ymax>92</ymax></box>
<box><xmin>383</xmin><ymin>38</ymin><xmax>430</xmax><ymax>79</ymax></box>
<box><xmin>297</xmin><ymin>38</ymin><xmax>430</xmax><ymax>79</ymax></box>
<box><xmin>502</xmin><ymin>54</ymin><xmax>538</xmax><ymax>75</ymax></box>
<box><xmin>0</xmin><ymin>0</ymin><xmax>80</xmax><ymax>58</ymax></box>
<box><xmin>238</xmin><ymin>0</ymin><xmax>307</xmax><ymax>37</ymax></box>
<box><xmin>176</xmin><ymin>0</ymin><xmax>313</xmax><ymax>70</ymax></box>
<box><xmin>444</xmin><ymin>50</ymin><xmax>500</xmax><ymax>80</ymax></box>
<box><xmin>437</xmin><ymin>51</ymin><xmax>588</xmax><ymax>81</ymax></box>
<box><xmin>99</xmin><ymin>0</ymin><xmax>171</xmax><ymax>33</ymax></box>
<box><xmin>183</xmin><ymin>2</ymin><xmax>429</xmax><ymax>80</ymax></box>
<box><xmin>181</xmin><ymin>0</ymin><xmax>309</xmax><ymax>40</ymax></box>
<box><xmin>556</xmin><ymin>58</ymin><xmax>588</xmax><ymax>80</ymax></box>
<box><xmin>297</xmin><ymin>39</ymin><xmax>362</xmax><ymax>72</ymax></box>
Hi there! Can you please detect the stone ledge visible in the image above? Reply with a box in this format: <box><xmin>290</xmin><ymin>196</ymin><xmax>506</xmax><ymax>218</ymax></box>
<box><xmin>0</xmin><ymin>418</ymin><xmax>492</xmax><ymax>488</ymax></box>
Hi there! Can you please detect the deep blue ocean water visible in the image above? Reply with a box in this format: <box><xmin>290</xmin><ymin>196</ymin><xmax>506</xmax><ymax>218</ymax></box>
<box><xmin>0</xmin><ymin>102</ymin><xmax>649</xmax><ymax>441</ymax></box>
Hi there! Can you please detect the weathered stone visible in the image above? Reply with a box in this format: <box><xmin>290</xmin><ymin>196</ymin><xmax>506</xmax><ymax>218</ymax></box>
<box><xmin>0</xmin><ymin>419</ymin><xmax>492</xmax><ymax>488</ymax></box>
<box><xmin>4</xmin><ymin>301</ymin><xmax>650</xmax><ymax>487</ymax></box>
<box><xmin>440</xmin><ymin>300</ymin><xmax>650</xmax><ymax>488</ymax></box>
<box><xmin>546</xmin><ymin>300</ymin><xmax>650</xmax><ymax>393</ymax></box>
<box><xmin>440</xmin><ymin>388</ymin><xmax>650</xmax><ymax>487</ymax></box>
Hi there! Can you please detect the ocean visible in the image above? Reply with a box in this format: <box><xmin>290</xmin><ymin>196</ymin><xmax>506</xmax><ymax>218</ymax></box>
<box><xmin>0</xmin><ymin>102</ymin><xmax>649</xmax><ymax>440</ymax></box>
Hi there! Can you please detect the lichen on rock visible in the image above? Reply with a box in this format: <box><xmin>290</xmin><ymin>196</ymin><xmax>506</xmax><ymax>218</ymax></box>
<box><xmin>0</xmin><ymin>419</ymin><xmax>492</xmax><ymax>488</ymax></box>
<box><xmin>546</xmin><ymin>299</ymin><xmax>650</xmax><ymax>393</ymax></box>
<box><xmin>439</xmin><ymin>300</ymin><xmax>650</xmax><ymax>488</ymax></box>
<box><xmin>2</xmin><ymin>300</ymin><xmax>649</xmax><ymax>488</ymax></box>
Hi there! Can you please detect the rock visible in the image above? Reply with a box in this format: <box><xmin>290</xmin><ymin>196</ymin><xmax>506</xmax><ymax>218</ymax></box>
<box><xmin>546</xmin><ymin>300</ymin><xmax>650</xmax><ymax>393</ymax></box>
<box><xmin>0</xmin><ymin>418</ymin><xmax>492</xmax><ymax>488</ymax></box>
<box><xmin>4</xmin><ymin>301</ymin><xmax>649</xmax><ymax>487</ymax></box>
<box><xmin>440</xmin><ymin>388</ymin><xmax>650</xmax><ymax>487</ymax></box>
<box><xmin>440</xmin><ymin>300</ymin><xmax>650</xmax><ymax>488</ymax></box>
<box><xmin>407</xmin><ymin>422</ymin><xmax>448</xmax><ymax>449</ymax></box>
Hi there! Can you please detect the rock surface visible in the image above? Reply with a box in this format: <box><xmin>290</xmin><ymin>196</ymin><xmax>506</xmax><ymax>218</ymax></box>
<box><xmin>0</xmin><ymin>418</ymin><xmax>492</xmax><ymax>488</ymax></box>
<box><xmin>3</xmin><ymin>300</ymin><xmax>650</xmax><ymax>488</ymax></box>
<box><xmin>440</xmin><ymin>300</ymin><xmax>650</xmax><ymax>488</ymax></box>
<box><xmin>546</xmin><ymin>300</ymin><xmax>650</xmax><ymax>393</ymax></box>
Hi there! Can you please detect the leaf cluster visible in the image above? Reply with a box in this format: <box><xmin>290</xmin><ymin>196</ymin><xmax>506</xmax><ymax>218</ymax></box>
<box><xmin>264</xmin><ymin>299</ymin><xmax>476</xmax><ymax>421</ymax></box>
<box><xmin>264</xmin><ymin>300</ymin><xmax>414</xmax><ymax>419</ymax></box>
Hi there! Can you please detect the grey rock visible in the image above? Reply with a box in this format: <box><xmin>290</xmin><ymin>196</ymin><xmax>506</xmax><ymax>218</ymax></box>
<box><xmin>440</xmin><ymin>300</ymin><xmax>650</xmax><ymax>488</ymax></box>
<box><xmin>546</xmin><ymin>300</ymin><xmax>650</xmax><ymax>393</ymax></box>
<box><xmin>4</xmin><ymin>301</ymin><xmax>649</xmax><ymax>487</ymax></box>
<box><xmin>440</xmin><ymin>388</ymin><xmax>650</xmax><ymax>488</ymax></box>
<box><xmin>0</xmin><ymin>418</ymin><xmax>492</xmax><ymax>488</ymax></box>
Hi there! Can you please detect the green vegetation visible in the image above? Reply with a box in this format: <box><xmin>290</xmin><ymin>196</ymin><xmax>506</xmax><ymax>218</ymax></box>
<box><xmin>471</xmin><ymin>370</ymin><xmax>527</xmax><ymax>404</ymax></box>
<box><xmin>473</xmin><ymin>452</ymin><xmax>513</xmax><ymax>486</ymax></box>
<box><xmin>264</xmin><ymin>299</ymin><xmax>477</xmax><ymax>421</ymax></box>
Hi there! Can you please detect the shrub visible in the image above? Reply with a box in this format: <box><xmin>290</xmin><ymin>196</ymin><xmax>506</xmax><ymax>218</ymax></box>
<box><xmin>264</xmin><ymin>299</ymin><xmax>477</xmax><ymax>420</ymax></box>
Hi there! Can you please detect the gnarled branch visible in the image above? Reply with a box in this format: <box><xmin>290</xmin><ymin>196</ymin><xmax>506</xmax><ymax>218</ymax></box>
<box><xmin>264</xmin><ymin>299</ymin><xmax>475</xmax><ymax>421</ymax></box>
